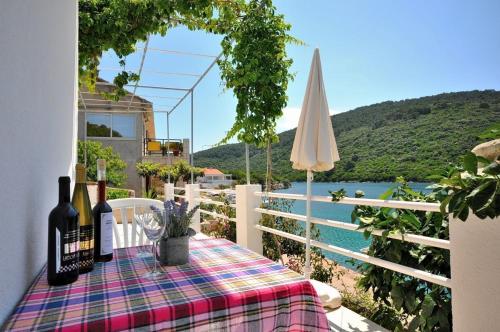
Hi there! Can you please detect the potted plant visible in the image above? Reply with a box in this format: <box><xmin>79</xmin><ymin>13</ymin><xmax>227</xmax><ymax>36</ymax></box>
<box><xmin>157</xmin><ymin>200</ymin><xmax>199</xmax><ymax>265</ymax></box>
<box><xmin>170</xmin><ymin>142</ymin><xmax>180</xmax><ymax>156</ymax></box>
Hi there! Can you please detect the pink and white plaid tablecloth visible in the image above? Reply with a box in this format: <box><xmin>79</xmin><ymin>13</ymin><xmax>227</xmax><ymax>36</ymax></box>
<box><xmin>3</xmin><ymin>238</ymin><xmax>329</xmax><ymax>331</ymax></box>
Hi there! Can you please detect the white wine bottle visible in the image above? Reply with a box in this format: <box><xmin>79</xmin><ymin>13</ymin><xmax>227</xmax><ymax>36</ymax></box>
<box><xmin>72</xmin><ymin>164</ymin><xmax>94</xmax><ymax>273</ymax></box>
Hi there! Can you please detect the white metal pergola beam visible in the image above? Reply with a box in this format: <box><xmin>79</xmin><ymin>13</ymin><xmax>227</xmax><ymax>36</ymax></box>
<box><xmin>81</xmin><ymin>42</ymin><xmax>244</xmax><ymax>185</ymax></box>
<box><xmin>126</xmin><ymin>36</ymin><xmax>150</xmax><ymax>112</ymax></box>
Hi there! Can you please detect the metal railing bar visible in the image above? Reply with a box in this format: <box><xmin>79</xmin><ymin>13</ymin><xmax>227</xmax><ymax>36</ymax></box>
<box><xmin>99</xmin><ymin>67</ymin><xmax>201</xmax><ymax>78</ymax></box>
<box><xmin>197</xmin><ymin>198</ymin><xmax>236</xmax><ymax>208</ymax></box>
<box><xmin>254</xmin><ymin>224</ymin><xmax>452</xmax><ymax>288</ymax></box>
<box><xmin>78</xmin><ymin>98</ymin><xmax>154</xmax><ymax>106</ymax></box>
<box><xmin>138</xmin><ymin>47</ymin><xmax>218</xmax><ymax>58</ymax></box>
<box><xmin>199</xmin><ymin>209</ymin><xmax>237</xmax><ymax>222</ymax></box>
<box><xmin>254</xmin><ymin>192</ymin><xmax>440</xmax><ymax>212</ymax></box>
<box><xmin>195</xmin><ymin>188</ymin><xmax>236</xmax><ymax>194</ymax></box>
<box><xmin>255</xmin><ymin>207</ymin><xmax>450</xmax><ymax>250</ymax></box>
<box><xmin>93</xmin><ymin>81</ymin><xmax>191</xmax><ymax>91</ymax></box>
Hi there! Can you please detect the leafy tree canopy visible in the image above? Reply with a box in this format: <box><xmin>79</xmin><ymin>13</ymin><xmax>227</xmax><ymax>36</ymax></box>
<box><xmin>79</xmin><ymin>0</ymin><xmax>294</xmax><ymax>147</ymax></box>
<box><xmin>136</xmin><ymin>161</ymin><xmax>160</xmax><ymax>178</ymax></box>
<box><xmin>77</xmin><ymin>140</ymin><xmax>127</xmax><ymax>186</ymax></box>
<box><xmin>158</xmin><ymin>159</ymin><xmax>203</xmax><ymax>184</ymax></box>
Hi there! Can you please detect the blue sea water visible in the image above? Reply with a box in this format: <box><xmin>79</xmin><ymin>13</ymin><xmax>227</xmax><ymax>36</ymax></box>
<box><xmin>275</xmin><ymin>181</ymin><xmax>430</xmax><ymax>269</ymax></box>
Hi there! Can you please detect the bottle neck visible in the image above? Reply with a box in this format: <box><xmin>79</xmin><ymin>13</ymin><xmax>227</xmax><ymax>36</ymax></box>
<box><xmin>59</xmin><ymin>180</ymin><xmax>71</xmax><ymax>204</ymax></box>
<box><xmin>98</xmin><ymin>180</ymin><xmax>106</xmax><ymax>203</ymax></box>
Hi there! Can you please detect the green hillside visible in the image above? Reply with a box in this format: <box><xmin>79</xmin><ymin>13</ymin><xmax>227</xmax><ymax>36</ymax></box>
<box><xmin>194</xmin><ymin>90</ymin><xmax>500</xmax><ymax>182</ymax></box>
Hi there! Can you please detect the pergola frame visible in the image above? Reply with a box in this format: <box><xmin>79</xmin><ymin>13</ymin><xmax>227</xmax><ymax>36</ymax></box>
<box><xmin>78</xmin><ymin>39</ymin><xmax>236</xmax><ymax>185</ymax></box>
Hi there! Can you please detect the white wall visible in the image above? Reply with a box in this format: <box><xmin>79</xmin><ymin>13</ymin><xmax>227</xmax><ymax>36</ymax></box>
<box><xmin>0</xmin><ymin>0</ymin><xmax>78</xmax><ymax>325</ymax></box>
<box><xmin>450</xmin><ymin>215</ymin><xmax>500</xmax><ymax>331</ymax></box>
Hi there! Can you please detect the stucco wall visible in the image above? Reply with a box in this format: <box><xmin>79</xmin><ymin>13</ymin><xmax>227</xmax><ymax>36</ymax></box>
<box><xmin>0</xmin><ymin>0</ymin><xmax>78</xmax><ymax>325</ymax></box>
<box><xmin>77</xmin><ymin>112</ymin><xmax>143</xmax><ymax>196</ymax></box>
<box><xmin>450</xmin><ymin>215</ymin><xmax>500</xmax><ymax>331</ymax></box>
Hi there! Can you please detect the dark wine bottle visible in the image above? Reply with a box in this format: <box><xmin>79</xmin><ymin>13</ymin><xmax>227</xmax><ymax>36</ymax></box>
<box><xmin>93</xmin><ymin>159</ymin><xmax>113</xmax><ymax>262</ymax></box>
<box><xmin>72</xmin><ymin>164</ymin><xmax>94</xmax><ymax>273</ymax></box>
<box><xmin>47</xmin><ymin>176</ymin><xmax>80</xmax><ymax>286</ymax></box>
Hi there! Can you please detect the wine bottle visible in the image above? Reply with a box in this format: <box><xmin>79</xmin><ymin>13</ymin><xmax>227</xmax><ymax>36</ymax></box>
<box><xmin>72</xmin><ymin>164</ymin><xmax>94</xmax><ymax>273</ymax></box>
<box><xmin>93</xmin><ymin>159</ymin><xmax>113</xmax><ymax>262</ymax></box>
<box><xmin>47</xmin><ymin>176</ymin><xmax>80</xmax><ymax>286</ymax></box>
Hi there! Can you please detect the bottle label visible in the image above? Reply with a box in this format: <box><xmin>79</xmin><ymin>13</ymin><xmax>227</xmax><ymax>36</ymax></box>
<box><xmin>79</xmin><ymin>225</ymin><xmax>94</xmax><ymax>270</ymax></box>
<box><xmin>100</xmin><ymin>212</ymin><xmax>113</xmax><ymax>255</ymax></box>
<box><xmin>56</xmin><ymin>228</ymin><xmax>61</xmax><ymax>272</ymax></box>
<box><xmin>57</xmin><ymin>227</ymin><xmax>79</xmax><ymax>274</ymax></box>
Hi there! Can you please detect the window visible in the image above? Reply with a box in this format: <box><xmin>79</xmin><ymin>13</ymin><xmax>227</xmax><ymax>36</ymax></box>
<box><xmin>86</xmin><ymin>113</ymin><xmax>136</xmax><ymax>139</ymax></box>
<box><xmin>112</xmin><ymin>115</ymin><xmax>136</xmax><ymax>138</ymax></box>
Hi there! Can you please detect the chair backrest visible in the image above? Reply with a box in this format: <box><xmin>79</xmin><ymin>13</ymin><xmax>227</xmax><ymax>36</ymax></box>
<box><xmin>107</xmin><ymin>198</ymin><xmax>164</xmax><ymax>249</ymax></box>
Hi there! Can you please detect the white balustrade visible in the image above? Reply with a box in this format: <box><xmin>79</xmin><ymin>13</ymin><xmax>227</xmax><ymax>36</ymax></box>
<box><xmin>179</xmin><ymin>182</ymin><xmax>500</xmax><ymax>329</ymax></box>
<box><xmin>184</xmin><ymin>184</ymin><xmax>201</xmax><ymax>232</ymax></box>
<box><xmin>236</xmin><ymin>185</ymin><xmax>263</xmax><ymax>255</ymax></box>
<box><xmin>164</xmin><ymin>183</ymin><xmax>174</xmax><ymax>201</ymax></box>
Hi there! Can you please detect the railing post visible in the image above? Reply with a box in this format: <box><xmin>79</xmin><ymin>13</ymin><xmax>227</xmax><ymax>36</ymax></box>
<box><xmin>450</xmin><ymin>214</ymin><xmax>500</xmax><ymax>331</ymax></box>
<box><xmin>236</xmin><ymin>184</ymin><xmax>262</xmax><ymax>255</ymax></box>
<box><xmin>164</xmin><ymin>183</ymin><xmax>174</xmax><ymax>201</ymax></box>
<box><xmin>185</xmin><ymin>184</ymin><xmax>200</xmax><ymax>233</ymax></box>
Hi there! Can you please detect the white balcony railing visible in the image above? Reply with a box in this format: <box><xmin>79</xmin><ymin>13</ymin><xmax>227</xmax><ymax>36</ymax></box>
<box><xmin>165</xmin><ymin>183</ymin><xmax>500</xmax><ymax>330</ymax></box>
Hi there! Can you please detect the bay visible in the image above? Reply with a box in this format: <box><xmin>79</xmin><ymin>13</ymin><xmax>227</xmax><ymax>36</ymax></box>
<box><xmin>276</xmin><ymin>181</ymin><xmax>430</xmax><ymax>269</ymax></box>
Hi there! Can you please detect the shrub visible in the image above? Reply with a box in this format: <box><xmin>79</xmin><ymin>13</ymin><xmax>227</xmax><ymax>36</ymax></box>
<box><xmin>260</xmin><ymin>198</ymin><xmax>339</xmax><ymax>283</ymax></box>
<box><xmin>200</xmin><ymin>194</ymin><xmax>236</xmax><ymax>242</ymax></box>
<box><xmin>348</xmin><ymin>178</ymin><xmax>452</xmax><ymax>331</ymax></box>
<box><xmin>107</xmin><ymin>188</ymin><xmax>129</xmax><ymax>200</ymax></box>
<box><xmin>77</xmin><ymin>140</ymin><xmax>127</xmax><ymax>187</ymax></box>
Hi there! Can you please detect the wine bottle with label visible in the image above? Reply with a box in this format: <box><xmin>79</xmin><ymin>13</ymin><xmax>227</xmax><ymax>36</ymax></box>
<box><xmin>72</xmin><ymin>164</ymin><xmax>94</xmax><ymax>273</ymax></box>
<box><xmin>47</xmin><ymin>176</ymin><xmax>80</xmax><ymax>286</ymax></box>
<box><xmin>93</xmin><ymin>159</ymin><xmax>113</xmax><ymax>262</ymax></box>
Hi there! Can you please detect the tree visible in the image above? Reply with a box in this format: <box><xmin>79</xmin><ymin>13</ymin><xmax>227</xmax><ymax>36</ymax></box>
<box><xmin>78</xmin><ymin>0</ymin><xmax>242</xmax><ymax>98</ymax></box>
<box><xmin>77</xmin><ymin>140</ymin><xmax>127</xmax><ymax>186</ymax></box>
<box><xmin>136</xmin><ymin>161</ymin><xmax>160</xmax><ymax>193</ymax></box>
<box><xmin>159</xmin><ymin>160</ymin><xmax>203</xmax><ymax>185</ymax></box>
<box><xmin>79</xmin><ymin>1</ymin><xmax>295</xmax><ymax>189</ymax></box>
<box><xmin>218</xmin><ymin>0</ymin><xmax>296</xmax><ymax>189</ymax></box>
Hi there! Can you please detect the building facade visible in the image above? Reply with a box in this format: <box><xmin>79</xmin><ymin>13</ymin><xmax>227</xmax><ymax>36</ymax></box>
<box><xmin>78</xmin><ymin>80</ymin><xmax>189</xmax><ymax>195</ymax></box>
<box><xmin>198</xmin><ymin>168</ymin><xmax>233</xmax><ymax>189</ymax></box>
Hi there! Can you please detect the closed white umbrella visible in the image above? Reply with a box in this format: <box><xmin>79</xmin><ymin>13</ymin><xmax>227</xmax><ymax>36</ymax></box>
<box><xmin>290</xmin><ymin>48</ymin><xmax>339</xmax><ymax>278</ymax></box>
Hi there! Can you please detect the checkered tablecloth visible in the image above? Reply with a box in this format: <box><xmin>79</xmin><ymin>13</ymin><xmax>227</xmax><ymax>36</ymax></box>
<box><xmin>3</xmin><ymin>238</ymin><xmax>329</xmax><ymax>331</ymax></box>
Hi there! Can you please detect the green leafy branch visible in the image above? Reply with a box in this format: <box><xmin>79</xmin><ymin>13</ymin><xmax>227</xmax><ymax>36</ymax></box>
<box><xmin>431</xmin><ymin>152</ymin><xmax>499</xmax><ymax>221</ymax></box>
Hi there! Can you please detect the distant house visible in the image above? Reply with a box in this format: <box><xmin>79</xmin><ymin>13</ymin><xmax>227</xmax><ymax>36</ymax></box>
<box><xmin>198</xmin><ymin>168</ymin><xmax>233</xmax><ymax>188</ymax></box>
<box><xmin>78</xmin><ymin>79</ymin><xmax>190</xmax><ymax>195</ymax></box>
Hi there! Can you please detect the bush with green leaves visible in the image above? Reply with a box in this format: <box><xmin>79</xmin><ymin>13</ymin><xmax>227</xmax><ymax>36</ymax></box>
<box><xmin>341</xmin><ymin>285</ymin><xmax>403</xmax><ymax>331</ymax></box>
<box><xmin>77</xmin><ymin>140</ymin><xmax>127</xmax><ymax>187</ymax></box>
<box><xmin>432</xmin><ymin>152</ymin><xmax>499</xmax><ymax>221</ymax></box>
<box><xmin>260</xmin><ymin>198</ymin><xmax>339</xmax><ymax>284</ymax></box>
<box><xmin>158</xmin><ymin>160</ymin><xmax>203</xmax><ymax>184</ymax></box>
<box><xmin>347</xmin><ymin>178</ymin><xmax>451</xmax><ymax>331</ymax></box>
<box><xmin>106</xmin><ymin>188</ymin><xmax>130</xmax><ymax>200</ymax></box>
<box><xmin>200</xmin><ymin>193</ymin><xmax>236</xmax><ymax>242</ymax></box>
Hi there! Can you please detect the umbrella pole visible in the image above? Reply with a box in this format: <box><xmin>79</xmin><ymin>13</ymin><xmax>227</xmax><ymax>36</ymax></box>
<box><xmin>305</xmin><ymin>169</ymin><xmax>312</xmax><ymax>279</ymax></box>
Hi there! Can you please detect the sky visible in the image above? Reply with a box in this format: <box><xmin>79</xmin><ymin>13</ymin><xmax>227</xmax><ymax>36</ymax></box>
<box><xmin>99</xmin><ymin>0</ymin><xmax>500</xmax><ymax>152</ymax></box>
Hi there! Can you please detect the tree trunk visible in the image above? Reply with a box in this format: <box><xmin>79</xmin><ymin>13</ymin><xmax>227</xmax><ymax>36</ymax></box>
<box><xmin>266</xmin><ymin>141</ymin><xmax>272</xmax><ymax>191</ymax></box>
<box><xmin>145</xmin><ymin>175</ymin><xmax>150</xmax><ymax>193</ymax></box>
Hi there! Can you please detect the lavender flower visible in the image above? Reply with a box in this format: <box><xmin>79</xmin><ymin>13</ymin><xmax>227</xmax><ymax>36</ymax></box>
<box><xmin>152</xmin><ymin>200</ymin><xmax>199</xmax><ymax>238</ymax></box>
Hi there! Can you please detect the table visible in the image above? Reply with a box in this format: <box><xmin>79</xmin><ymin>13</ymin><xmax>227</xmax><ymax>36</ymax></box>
<box><xmin>3</xmin><ymin>238</ymin><xmax>329</xmax><ymax>331</ymax></box>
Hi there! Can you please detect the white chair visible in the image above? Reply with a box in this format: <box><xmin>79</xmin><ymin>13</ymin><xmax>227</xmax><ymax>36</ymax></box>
<box><xmin>107</xmin><ymin>198</ymin><xmax>164</xmax><ymax>249</ymax></box>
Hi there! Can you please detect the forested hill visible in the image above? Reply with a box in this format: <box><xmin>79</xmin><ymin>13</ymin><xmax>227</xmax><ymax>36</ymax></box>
<box><xmin>194</xmin><ymin>90</ymin><xmax>500</xmax><ymax>182</ymax></box>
